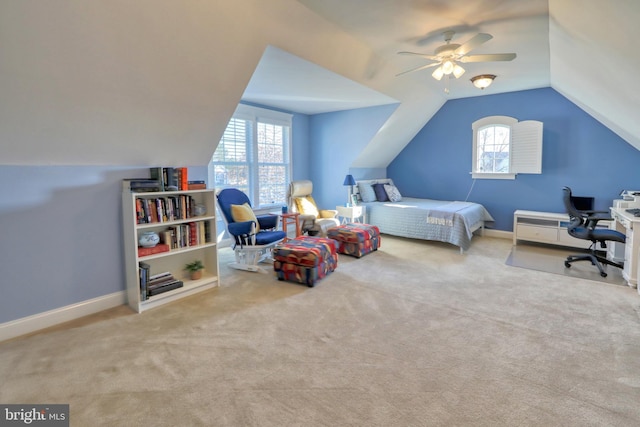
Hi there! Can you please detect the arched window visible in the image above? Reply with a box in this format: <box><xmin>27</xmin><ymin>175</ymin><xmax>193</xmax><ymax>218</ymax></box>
<box><xmin>472</xmin><ymin>115</ymin><xmax>543</xmax><ymax>180</ymax></box>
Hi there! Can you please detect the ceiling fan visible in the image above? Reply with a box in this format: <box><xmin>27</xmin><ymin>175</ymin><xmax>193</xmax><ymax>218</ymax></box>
<box><xmin>397</xmin><ymin>30</ymin><xmax>516</xmax><ymax>81</ymax></box>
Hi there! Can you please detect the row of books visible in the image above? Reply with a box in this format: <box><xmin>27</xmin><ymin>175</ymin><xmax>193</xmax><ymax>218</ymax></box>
<box><xmin>148</xmin><ymin>168</ymin><xmax>206</xmax><ymax>191</ymax></box>
<box><xmin>136</xmin><ymin>195</ymin><xmax>199</xmax><ymax>224</ymax></box>
<box><xmin>137</xmin><ymin>222</ymin><xmax>211</xmax><ymax>257</ymax></box>
<box><xmin>138</xmin><ymin>263</ymin><xmax>184</xmax><ymax>301</ymax></box>
<box><xmin>160</xmin><ymin>222</ymin><xmax>210</xmax><ymax>249</ymax></box>
<box><xmin>150</xmin><ymin>167</ymin><xmax>189</xmax><ymax>191</ymax></box>
<box><xmin>123</xmin><ymin>166</ymin><xmax>208</xmax><ymax>193</ymax></box>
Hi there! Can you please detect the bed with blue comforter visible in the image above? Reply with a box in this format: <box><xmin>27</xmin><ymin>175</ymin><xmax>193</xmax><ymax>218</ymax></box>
<box><xmin>355</xmin><ymin>179</ymin><xmax>494</xmax><ymax>252</ymax></box>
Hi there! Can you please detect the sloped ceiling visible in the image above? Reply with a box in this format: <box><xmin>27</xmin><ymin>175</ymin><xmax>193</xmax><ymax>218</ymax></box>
<box><xmin>0</xmin><ymin>0</ymin><xmax>638</xmax><ymax>168</ymax></box>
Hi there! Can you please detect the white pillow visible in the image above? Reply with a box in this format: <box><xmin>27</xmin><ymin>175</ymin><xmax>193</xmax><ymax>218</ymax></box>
<box><xmin>358</xmin><ymin>182</ymin><xmax>377</xmax><ymax>203</ymax></box>
<box><xmin>384</xmin><ymin>184</ymin><xmax>402</xmax><ymax>202</ymax></box>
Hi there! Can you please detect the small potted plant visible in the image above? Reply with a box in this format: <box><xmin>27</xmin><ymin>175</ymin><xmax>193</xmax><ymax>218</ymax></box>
<box><xmin>185</xmin><ymin>260</ymin><xmax>204</xmax><ymax>280</ymax></box>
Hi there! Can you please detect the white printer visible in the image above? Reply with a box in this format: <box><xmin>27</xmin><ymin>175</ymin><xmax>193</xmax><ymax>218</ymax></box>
<box><xmin>613</xmin><ymin>191</ymin><xmax>640</xmax><ymax>209</ymax></box>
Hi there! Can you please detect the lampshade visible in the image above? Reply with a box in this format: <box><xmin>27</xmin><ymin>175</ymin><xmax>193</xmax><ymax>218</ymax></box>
<box><xmin>471</xmin><ymin>74</ymin><xmax>496</xmax><ymax>89</ymax></box>
<box><xmin>432</xmin><ymin>66</ymin><xmax>444</xmax><ymax>81</ymax></box>
<box><xmin>441</xmin><ymin>60</ymin><xmax>454</xmax><ymax>75</ymax></box>
<box><xmin>343</xmin><ymin>174</ymin><xmax>356</xmax><ymax>186</ymax></box>
<box><xmin>452</xmin><ymin>64</ymin><xmax>465</xmax><ymax>79</ymax></box>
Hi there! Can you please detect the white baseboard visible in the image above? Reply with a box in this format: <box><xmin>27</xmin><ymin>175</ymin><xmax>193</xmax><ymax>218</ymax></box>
<box><xmin>483</xmin><ymin>229</ymin><xmax>512</xmax><ymax>240</ymax></box>
<box><xmin>0</xmin><ymin>291</ymin><xmax>126</xmax><ymax>343</ymax></box>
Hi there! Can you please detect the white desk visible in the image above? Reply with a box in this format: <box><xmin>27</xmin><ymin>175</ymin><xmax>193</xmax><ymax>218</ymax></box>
<box><xmin>610</xmin><ymin>207</ymin><xmax>640</xmax><ymax>290</ymax></box>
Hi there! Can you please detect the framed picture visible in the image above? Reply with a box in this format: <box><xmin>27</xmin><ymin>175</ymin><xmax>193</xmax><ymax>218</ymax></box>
<box><xmin>350</xmin><ymin>194</ymin><xmax>358</xmax><ymax>206</ymax></box>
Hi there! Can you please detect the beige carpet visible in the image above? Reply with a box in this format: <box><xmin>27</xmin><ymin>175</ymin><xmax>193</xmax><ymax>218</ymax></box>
<box><xmin>2</xmin><ymin>235</ymin><xmax>640</xmax><ymax>426</ymax></box>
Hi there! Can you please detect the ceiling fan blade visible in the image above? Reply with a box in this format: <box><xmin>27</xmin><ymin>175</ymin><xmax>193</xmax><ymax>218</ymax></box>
<box><xmin>459</xmin><ymin>53</ymin><xmax>517</xmax><ymax>63</ymax></box>
<box><xmin>397</xmin><ymin>51</ymin><xmax>439</xmax><ymax>61</ymax></box>
<box><xmin>396</xmin><ymin>62</ymin><xmax>441</xmax><ymax>77</ymax></box>
<box><xmin>454</xmin><ymin>33</ymin><xmax>492</xmax><ymax>56</ymax></box>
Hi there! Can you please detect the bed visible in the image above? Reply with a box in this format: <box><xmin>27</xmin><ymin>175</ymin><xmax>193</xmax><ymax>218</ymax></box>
<box><xmin>354</xmin><ymin>179</ymin><xmax>494</xmax><ymax>252</ymax></box>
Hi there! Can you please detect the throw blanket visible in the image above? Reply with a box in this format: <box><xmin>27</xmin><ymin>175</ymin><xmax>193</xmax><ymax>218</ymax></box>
<box><xmin>426</xmin><ymin>202</ymin><xmax>474</xmax><ymax>227</ymax></box>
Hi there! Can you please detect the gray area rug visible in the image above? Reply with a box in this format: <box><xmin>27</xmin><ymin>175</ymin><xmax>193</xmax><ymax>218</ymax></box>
<box><xmin>2</xmin><ymin>235</ymin><xmax>640</xmax><ymax>426</ymax></box>
<box><xmin>506</xmin><ymin>242</ymin><xmax>628</xmax><ymax>286</ymax></box>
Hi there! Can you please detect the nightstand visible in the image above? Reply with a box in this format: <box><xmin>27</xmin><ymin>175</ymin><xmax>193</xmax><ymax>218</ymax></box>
<box><xmin>335</xmin><ymin>205</ymin><xmax>365</xmax><ymax>224</ymax></box>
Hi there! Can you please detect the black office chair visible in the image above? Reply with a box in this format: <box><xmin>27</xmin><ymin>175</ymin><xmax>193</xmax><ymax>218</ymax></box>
<box><xmin>562</xmin><ymin>186</ymin><xmax>625</xmax><ymax>277</ymax></box>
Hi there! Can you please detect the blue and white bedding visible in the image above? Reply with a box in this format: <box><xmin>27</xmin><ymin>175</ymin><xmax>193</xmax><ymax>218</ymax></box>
<box><xmin>355</xmin><ymin>179</ymin><xmax>494</xmax><ymax>251</ymax></box>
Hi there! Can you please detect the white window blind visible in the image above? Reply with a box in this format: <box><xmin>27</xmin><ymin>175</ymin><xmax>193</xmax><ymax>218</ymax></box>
<box><xmin>211</xmin><ymin>104</ymin><xmax>292</xmax><ymax>209</ymax></box>
<box><xmin>511</xmin><ymin>120</ymin><xmax>543</xmax><ymax>174</ymax></box>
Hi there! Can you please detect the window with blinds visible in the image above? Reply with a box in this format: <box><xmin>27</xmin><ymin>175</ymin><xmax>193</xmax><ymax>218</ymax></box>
<box><xmin>211</xmin><ymin>104</ymin><xmax>292</xmax><ymax>208</ymax></box>
<box><xmin>471</xmin><ymin>115</ymin><xmax>543</xmax><ymax>180</ymax></box>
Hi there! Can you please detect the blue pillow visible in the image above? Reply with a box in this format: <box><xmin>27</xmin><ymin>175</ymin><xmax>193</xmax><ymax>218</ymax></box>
<box><xmin>372</xmin><ymin>183</ymin><xmax>389</xmax><ymax>202</ymax></box>
<box><xmin>358</xmin><ymin>182</ymin><xmax>377</xmax><ymax>203</ymax></box>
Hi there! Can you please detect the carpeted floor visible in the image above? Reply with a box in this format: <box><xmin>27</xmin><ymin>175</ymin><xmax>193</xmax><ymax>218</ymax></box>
<box><xmin>506</xmin><ymin>242</ymin><xmax>628</xmax><ymax>286</ymax></box>
<box><xmin>1</xmin><ymin>235</ymin><xmax>640</xmax><ymax>426</ymax></box>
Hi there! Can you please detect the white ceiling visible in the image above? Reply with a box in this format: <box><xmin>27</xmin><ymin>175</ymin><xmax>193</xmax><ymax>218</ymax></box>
<box><xmin>242</xmin><ymin>0</ymin><xmax>640</xmax><ymax>160</ymax></box>
<box><xmin>1</xmin><ymin>0</ymin><xmax>638</xmax><ymax>167</ymax></box>
<box><xmin>245</xmin><ymin>0</ymin><xmax>550</xmax><ymax>112</ymax></box>
<box><xmin>242</xmin><ymin>46</ymin><xmax>398</xmax><ymax>115</ymax></box>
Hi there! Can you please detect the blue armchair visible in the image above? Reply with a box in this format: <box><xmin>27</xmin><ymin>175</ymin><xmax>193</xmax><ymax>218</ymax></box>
<box><xmin>217</xmin><ymin>188</ymin><xmax>286</xmax><ymax>273</ymax></box>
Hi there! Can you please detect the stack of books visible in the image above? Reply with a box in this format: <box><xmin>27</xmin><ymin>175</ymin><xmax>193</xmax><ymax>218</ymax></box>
<box><xmin>150</xmin><ymin>167</ymin><xmax>190</xmax><ymax>191</ymax></box>
<box><xmin>123</xmin><ymin>179</ymin><xmax>162</xmax><ymax>193</ymax></box>
<box><xmin>138</xmin><ymin>263</ymin><xmax>183</xmax><ymax>300</ymax></box>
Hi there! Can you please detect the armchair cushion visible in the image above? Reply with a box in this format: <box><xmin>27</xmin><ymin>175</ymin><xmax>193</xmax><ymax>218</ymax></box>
<box><xmin>319</xmin><ymin>209</ymin><xmax>338</xmax><ymax>218</ymax></box>
<box><xmin>231</xmin><ymin>203</ymin><xmax>259</xmax><ymax>232</ymax></box>
<box><xmin>294</xmin><ymin>196</ymin><xmax>319</xmax><ymax>217</ymax></box>
<box><xmin>227</xmin><ymin>221</ymin><xmax>254</xmax><ymax>237</ymax></box>
<box><xmin>256</xmin><ymin>214</ymin><xmax>278</xmax><ymax>230</ymax></box>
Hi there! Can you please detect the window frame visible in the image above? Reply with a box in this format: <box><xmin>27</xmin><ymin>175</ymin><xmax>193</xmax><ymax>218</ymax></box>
<box><xmin>211</xmin><ymin>104</ymin><xmax>293</xmax><ymax>209</ymax></box>
<box><xmin>471</xmin><ymin>115</ymin><xmax>518</xmax><ymax>180</ymax></box>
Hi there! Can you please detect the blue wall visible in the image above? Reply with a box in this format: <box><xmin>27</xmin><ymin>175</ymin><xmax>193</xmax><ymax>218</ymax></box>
<box><xmin>0</xmin><ymin>166</ymin><xmax>149</xmax><ymax>323</ymax></box>
<box><xmin>388</xmin><ymin>88</ymin><xmax>640</xmax><ymax>231</ymax></box>
<box><xmin>308</xmin><ymin>104</ymin><xmax>398</xmax><ymax>209</ymax></box>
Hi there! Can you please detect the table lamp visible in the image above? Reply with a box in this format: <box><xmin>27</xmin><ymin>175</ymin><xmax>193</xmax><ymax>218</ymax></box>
<box><xmin>343</xmin><ymin>174</ymin><xmax>356</xmax><ymax>206</ymax></box>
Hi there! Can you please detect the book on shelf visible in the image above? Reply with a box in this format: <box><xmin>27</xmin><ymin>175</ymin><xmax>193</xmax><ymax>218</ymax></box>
<box><xmin>188</xmin><ymin>180</ymin><xmax>206</xmax><ymax>190</ymax></box>
<box><xmin>148</xmin><ymin>270</ymin><xmax>172</xmax><ymax>281</ymax></box>
<box><xmin>164</xmin><ymin>167</ymin><xmax>179</xmax><ymax>191</ymax></box>
<box><xmin>178</xmin><ymin>167</ymin><xmax>188</xmax><ymax>190</ymax></box>
<box><xmin>137</xmin><ymin>244</ymin><xmax>170</xmax><ymax>257</ymax></box>
<box><xmin>123</xmin><ymin>178</ymin><xmax>162</xmax><ymax>193</ymax></box>
<box><xmin>149</xmin><ymin>167</ymin><xmax>165</xmax><ymax>191</ymax></box>
<box><xmin>138</xmin><ymin>262</ymin><xmax>151</xmax><ymax>301</ymax></box>
<box><xmin>148</xmin><ymin>279</ymin><xmax>184</xmax><ymax>296</ymax></box>
<box><xmin>147</xmin><ymin>275</ymin><xmax>178</xmax><ymax>289</ymax></box>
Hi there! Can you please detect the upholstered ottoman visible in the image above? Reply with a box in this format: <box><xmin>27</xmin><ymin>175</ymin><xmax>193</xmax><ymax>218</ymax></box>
<box><xmin>327</xmin><ymin>223</ymin><xmax>381</xmax><ymax>257</ymax></box>
<box><xmin>273</xmin><ymin>236</ymin><xmax>338</xmax><ymax>287</ymax></box>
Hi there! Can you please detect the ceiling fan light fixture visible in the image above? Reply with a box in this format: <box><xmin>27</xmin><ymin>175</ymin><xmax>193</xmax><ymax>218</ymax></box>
<box><xmin>441</xmin><ymin>60</ymin><xmax>455</xmax><ymax>75</ymax></box>
<box><xmin>453</xmin><ymin>64</ymin><xmax>465</xmax><ymax>79</ymax></box>
<box><xmin>432</xmin><ymin>66</ymin><xmax>444</xmax><ymax>81</ymax></box>
<box><xmin>471</xmin><ymin>74</ymin><xmax>496</xmax><ymax>89</ymax></box>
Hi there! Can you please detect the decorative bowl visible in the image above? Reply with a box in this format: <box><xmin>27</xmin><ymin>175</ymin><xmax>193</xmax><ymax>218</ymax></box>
<box><xmin>138</xmin><ymin>231</ymin><xmax>160</xmax><ymax>248</ymax></box>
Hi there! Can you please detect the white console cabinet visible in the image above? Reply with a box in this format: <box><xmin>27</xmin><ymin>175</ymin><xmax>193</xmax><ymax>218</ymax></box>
<box><xmin>513</xmin><ymin>210</ymin><xmax>599</xmax><ymax>249</ymax></box>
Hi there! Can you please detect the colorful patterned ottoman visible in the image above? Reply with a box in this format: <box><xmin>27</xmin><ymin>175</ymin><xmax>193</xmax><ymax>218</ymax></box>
<box><xmin>273</xmin><ymin>236</ymin><xmax>338</xmax><ymax>287</ymax></box>
<box><xmin>327</xmin><ymin>223</ymin><xmax>381</xmax><ymax>258</ymax></box>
